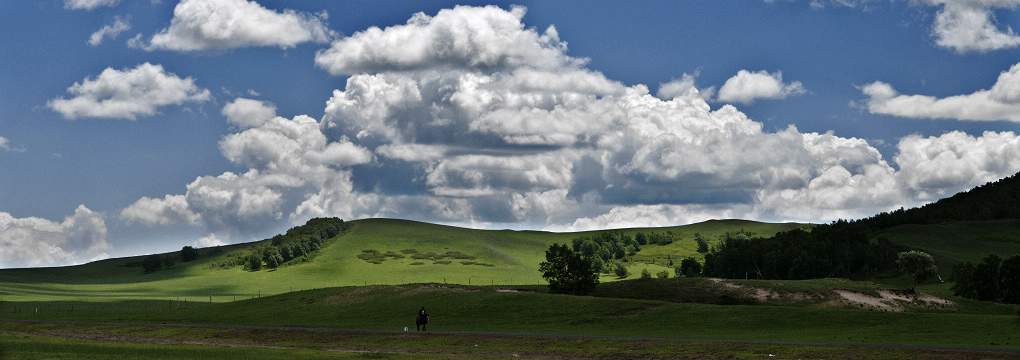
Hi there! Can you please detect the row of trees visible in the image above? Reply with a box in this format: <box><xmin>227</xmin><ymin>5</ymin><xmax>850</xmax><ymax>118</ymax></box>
<box><xmin>240</xmin><ymin>218</ymin><xmax>350</xmax><ymax>271</ymax></box>
<box><xmin>702</xmin><ymin>221</ymin><xmax>902</xmax><ymax>280</ymax></box>
<box><xmin>952</xmin><ymin>254</ymin><xmax>1020</xmax><ymax>304</ymax></box>
<box><xmin>634</xmin><ymin>231</ymin><xmax>676</xmax><ymax>246</ymax></box>
<box><xmin>571</xmin><ymin>231</ymin><xmax>640</xmax><ymax>275</ymax></box>
<box><xmin>142</xmin><ymin>246</ymin><xmax>204</xmax><ymax>273</ymax></box>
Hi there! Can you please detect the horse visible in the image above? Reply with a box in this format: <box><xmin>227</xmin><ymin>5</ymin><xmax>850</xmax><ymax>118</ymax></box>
<box><xmin>416</xmin><ymin>314</ymin><xmax>429</xmax><ymax>331</ymax></box>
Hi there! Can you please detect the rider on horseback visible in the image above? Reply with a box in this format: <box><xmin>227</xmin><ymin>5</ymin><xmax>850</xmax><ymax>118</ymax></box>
<box><xmin>416</xmin><ymin>306</ymin><xmax>429</xmax><ymax>331</ymax></box>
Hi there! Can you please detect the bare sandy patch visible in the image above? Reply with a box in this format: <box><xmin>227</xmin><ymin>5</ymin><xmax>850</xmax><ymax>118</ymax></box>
<box><xmin>833</xmin><ymin>289</ymin><xmax>954</xmax><ymax>312</ymax></box>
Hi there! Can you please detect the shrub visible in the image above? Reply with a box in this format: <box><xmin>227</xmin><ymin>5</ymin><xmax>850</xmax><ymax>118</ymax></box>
<box><xmin>657</xmin><ymin>270</ymin><xmax>670</xmax><ymax>279</ymax></box>
<box><xmin>614</xmin><ymin>263</ymin><xmax>629</xmax><ymax>278</ymax></box>
<box><xmin>180</xmin><ymin>246</ymin><xmax>199</xmax><ymax>262</ymax></box>
<box><xmin>678</xmin><ymin>257</ymin><xmax>702</xmax><ymax>277</ymax></box>
<box><xmin>246</xmin><ymin>253</ymin><xmax>262</xmax><ymax>271</ymax></box>
<box><xmin>640</xmin><ymin>269</ymin><xmax>652</xmax><ymax>279</ymax></box>
<box><xmin>142</xmin><ymin>255</ymin><xmax>162</xmax><ymax>273</ymax></box>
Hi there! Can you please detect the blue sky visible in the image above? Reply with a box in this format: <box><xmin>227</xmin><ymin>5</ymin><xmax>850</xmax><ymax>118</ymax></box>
<box><xmin>2</xmin><ymin>0</ymin><xmax>1019</xmax><ymax>268</ymax></box>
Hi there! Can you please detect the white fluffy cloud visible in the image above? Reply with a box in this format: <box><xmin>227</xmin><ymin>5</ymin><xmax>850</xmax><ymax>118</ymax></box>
<box><xmin>656</xmin><ymin>73</ymin><xmax>715</xmax><ymax>101</ymax></box>
<box><xmin>222</xmin><ymin>97</ymin><xmax>277</xmax><ymax>129</ymax></box>
<box><xmin>860</xmin><ymin>62</ymin><xmax>1020</xmax><ymax>122</ymax></box>
<box><xmin>314</xmin><ymin>5</ymin><xmax>578</xmax><ymax>76</ymax></box>
<box><xmin>89</xmin><ymin>16</ymin><xmax>130</xmax><ymax>46</ymax></box>
<box><xmin>47</xmin><ymin>63</ymin><xmax>211</xmax><ymax>120</ymax></box>
<box><xmin>0</xmin><ymin>205</ymin><xmax>109</xmax><ymax>268</ymax></box>
<box><xmin>927</xmin><ymin>0</ymin><xmax>1020</xmax><ymax>53</ymax></box>
<box><xmin>716</xmin><ymin>70</ymin><xmax>806</xmax><ymax>104</ymax></box>
<box><xmin>123</xmin><ymin>100</ymin><xmax>374</xmax><ymax>237</ymax></box>
<box><xmin>131</xmin><ymin>0</ymin><xmax>334</xmax><ymax>51</ymax></box>
<box><xmin>895</xmin><ymin>130</ymin><xmax>1020</xmax><ymax>200</ymax></box>
<box><xmin>64</xmin><ymin>0</ymin><xmax>119</xmax><ymax>10</ymax></box>
<box><xmin>121</xmin><ymin>195</ymin><xmax>199</xmax><ymax>226</ymax></box>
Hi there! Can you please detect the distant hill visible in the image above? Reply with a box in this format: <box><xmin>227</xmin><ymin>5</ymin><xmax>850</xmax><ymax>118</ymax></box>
<box><xmin>862</xmin><ymin>172</ymin><xmax>1020</xmax><ymax>229</ymax></box>
<box><xmin>703</xmin><ymin>172</ymin><xmax>1020</xmax><ymax>281</ymax></box>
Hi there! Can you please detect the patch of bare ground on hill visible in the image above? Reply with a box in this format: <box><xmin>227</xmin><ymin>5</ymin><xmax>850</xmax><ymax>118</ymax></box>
<box><xmin>324</xmin><ymin>284</ymin><xmax>479</xmax><ymax>305</ymax></box>
<box><xmin>709</xmin><ymin>278</ymin><xmax>955</xmax><ymax>311</ymax></box>
<box><xmin>833</xmin><ymin>289</ymin><xmax>954</xmax><ymax>312</ymax></box>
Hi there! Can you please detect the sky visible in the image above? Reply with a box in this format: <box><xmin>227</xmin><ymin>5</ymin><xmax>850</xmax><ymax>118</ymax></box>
<box><xmin>1</xmin><ymin>0</ymin><xmax>1019</xmax><ymax>268</ymax></box>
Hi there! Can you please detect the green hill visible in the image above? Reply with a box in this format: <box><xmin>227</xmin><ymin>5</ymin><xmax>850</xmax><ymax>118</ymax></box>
<box><xmin>0</xmin><ymin>217</ymin><xmax>800</xmax><ymax>303</ymax></box>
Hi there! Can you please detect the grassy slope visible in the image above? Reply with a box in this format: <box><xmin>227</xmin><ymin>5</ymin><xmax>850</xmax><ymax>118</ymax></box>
<box><xmin>875</xmin><ymin>219</ymin><xmax>1020</xmax><ymax>265</ymax></box>
<box><xmin>0</xmin><ymin>218</ymin><xmax>799</xmax><ymax>302</ymax></box>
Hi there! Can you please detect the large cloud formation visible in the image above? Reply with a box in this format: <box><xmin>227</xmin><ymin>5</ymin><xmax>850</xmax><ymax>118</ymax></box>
<box><xmin>126</xmin><ymin>5</ymin><xmax>1020</xmax><ymax>242</ymax></box>
<box><xmin>131</xmin><ymin>0</ymin><xmax>334</xmax><ymax>51</ymax></box>
<box><xmin>0</xmin><ymin>205</ymin><xmax>109</xmax><ymax>268</ymax></box>
<box><xmin>860</xmin><ymin>62</ymin><xmax>1020</xmax><ymax>122</ymax></box>
<box><xmin>47</xmin><ymin>63</ymin><xmax>210</xmax><ymax>120</ymax></box>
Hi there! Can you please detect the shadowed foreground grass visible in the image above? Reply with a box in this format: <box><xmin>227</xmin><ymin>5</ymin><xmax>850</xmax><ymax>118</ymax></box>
<box><xmin>3</xmin><ymin>283</ymin><xmax>1019</xmax><ymax>350</ymax></box>
<box><xmin>3</xmin><ymin>321</ymin><xmax>1017</xmax><ymax>360</ymax></box>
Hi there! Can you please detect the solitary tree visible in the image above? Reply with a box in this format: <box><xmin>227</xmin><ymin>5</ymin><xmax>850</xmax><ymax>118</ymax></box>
<box><xmin>180</xmin><ymin>246</ymin><xmax>199</xmax><ymax>262</ymax></box>
<box><xmin>677</xmin><ymin>257</ymin><xmax>702</xmax><ymax>277</ymax></box>
<box><xmin>695</xmin><ymin>233</ymin><xmax>709</xmax><ymax>253</ymax></box>
<box><xmin>540</xmin><ymin>243</ymin><xmax>599</xmax><ymax>295</ymax></box>
<box><xmin>897</xmin><ymin>251</ymin><xmax>937</xmax><ymax>291</ymax></box>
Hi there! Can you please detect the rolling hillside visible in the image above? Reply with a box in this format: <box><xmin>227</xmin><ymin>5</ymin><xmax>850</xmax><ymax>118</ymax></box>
<box><xmin>0</xmin><ymin>217</ymin><xmax>800</xmax><ymax>302</ymax></box>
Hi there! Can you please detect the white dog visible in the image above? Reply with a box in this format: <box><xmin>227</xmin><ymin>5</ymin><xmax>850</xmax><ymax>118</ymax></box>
<box><xmin>404</xmin><ymin>326</ymin><xmax>408</xmax><ymax>332</ymax></box>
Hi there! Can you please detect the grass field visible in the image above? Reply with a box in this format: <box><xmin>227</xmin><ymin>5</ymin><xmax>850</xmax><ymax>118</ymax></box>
<box><xmin>8</xmin><ymin>321</ymin><xmax>1016</xmax><ymax>360</ymax></box>
<box><xmin>3</xmin><ymin>279</ymin><xmax>1018</xmax><ymax>349</ymax></box>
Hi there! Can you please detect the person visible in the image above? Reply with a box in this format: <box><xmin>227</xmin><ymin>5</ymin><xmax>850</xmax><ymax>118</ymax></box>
<box><xmin>416</xmin><ymin>306</ymin><xmax>429</xmax><ymax>331</ymax></box>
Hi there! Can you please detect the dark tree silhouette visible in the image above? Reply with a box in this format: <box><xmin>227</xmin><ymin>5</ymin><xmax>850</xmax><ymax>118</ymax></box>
<box><xmin>540</xmin><ymin>243</ymin><xmax>599</xmax><ymax>295</ymax></box>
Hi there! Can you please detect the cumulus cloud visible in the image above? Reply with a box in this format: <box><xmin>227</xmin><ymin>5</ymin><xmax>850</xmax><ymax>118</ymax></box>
<box><xmin>121</xmin><ymin>194</ymin><xmax>199</xmax><ymax>226</ymax></box>
<box><xmin>314</xmin><ymin>5</ymin><xmax>579</xmax><ymax>75</ymax></box>
<box><xmin>64</xmin><ymin>0</ymin><xmax>119</xmax><ymax>10</ymax></box>
<box><xmin>656</xmin><ymin>73</ymin><xmax>715</xmax><ymax>101</ymax></box>
<box><xmin>196</xmin><ymin>233</ymin><xmax>228</xmax><ymax>247</ymax></box>
<box><xmin>124</xmin><ymin>101</ymin><xmax>374</xmax><ymax>238</ymax></box>
<box><xmin>0</xmin><ymin>205</ymin><xmax>109</xmax><ymax>268</ymax></box>
<box><xmin>130</xmin><ymin>0</ymin><xmax>334</xmax><ymax>51</ymax></box>
<box><xmin>716</xmin><ymin>69</ymin><xmax>806</xmax><ymax>104</ymax></box>
<box><xmin>125</xmin><ymin>5</ymin><xmax>1020</xmax><ymax>241</ymax></box>
<box><xmin>895</xmin><ymin>130</ymin><xmax>1020</xmax><ymax>200</ymax></box>
<box><xmin>47</xmin><ymin>63</ymin><xmax>211</xmax><ymax>120</ymax></box>
<box><xmin>222</xmin><ymin>97</ymin><xmax>277</xmax><ymax>128</ymax></box>
<box><xmin>926</xmin><ymin>0</ymin><xmax>1020</xmax><ymax>53</ymax></box>
<box><xmin>89</xmin><ymin>16</ymin><xmax>130</xmax><ymax>46</ymax></box>
<box><xmin>860</xmin><ymin>62</ymin><xmax>1020</xmax><ymax>122</ymax></box>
